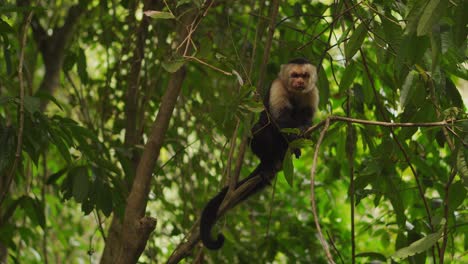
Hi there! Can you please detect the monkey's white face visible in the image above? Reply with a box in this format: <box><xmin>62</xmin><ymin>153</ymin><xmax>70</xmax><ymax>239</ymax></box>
<box><xmin>281</xmin><ymin>64</ymin><xmax>317</xmax><ymax>94</ymax></box>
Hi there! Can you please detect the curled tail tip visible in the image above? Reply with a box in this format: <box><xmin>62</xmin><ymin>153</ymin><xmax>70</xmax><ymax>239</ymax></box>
<box><xmin>202</xmin><ymin>234</ymin><xmax>225</xmax><ymax>250</ymax></box>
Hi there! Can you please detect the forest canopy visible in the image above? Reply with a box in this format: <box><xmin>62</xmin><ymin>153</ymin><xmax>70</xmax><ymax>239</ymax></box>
<box><xmin>0</xmin><ymin>0</ymin><xmax>467</xmax><ymax>263</ymax></box>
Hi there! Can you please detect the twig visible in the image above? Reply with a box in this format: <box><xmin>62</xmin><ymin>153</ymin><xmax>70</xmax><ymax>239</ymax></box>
<box><xmin>42</xmin><ymin>152</ymin><xmax>49</xmax><ymax>264</ymax></box>
<box><xmin>327</xmin><ymin>230</ymin><xmax>345</xmax><ymax>264</ymax></box>
<box><xmin>227</xmin><ymin>121</ymin><xmax>240</xmax><ymax>193</ymax></box>
<box><xmin>0</xmin><ymin>12</ymin><xmax>33</xmax><ymax>207</ymax></box>
<box><xmin>363</xmin><ymin>1</ymin><xmax>401</xmax><ymax>26</ymax></box>
<box><xmin>256</xmin><ymin>0</ymin><xmax>280</xmax><ymax>91</ymax></box>
<box><xmin>309</xmin><ymin>118</ymin><xmax>335</xmax><ymax>264</ymax></box>
<box><xmin>297</xmin><ymin>0</ymin><xmax>364</xmax><ymax>51</ymax></box>
<box><xmin>441</xmin><ymin>168</ymin><xmax>458</xmax><ymax>263</ymax></box>
<box><xmin>304</xmin><ymin>115</ymin><xmax>454</xmax><ymax>136</ymax></box>
<box><xmin>184</xmin><ymin>56</ymin><xmax>232</xmax><ymax>76</ymax></box>
<box><xmin>359</xmin><ymin>48</ymin><xmax>440</xmax><ymax>261</ymax></box>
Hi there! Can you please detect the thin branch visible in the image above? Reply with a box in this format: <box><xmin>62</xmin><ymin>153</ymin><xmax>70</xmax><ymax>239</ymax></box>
<box><xmin>184</xmin><ymin>56</ymin><xmax>232</xmax><ymax>76</ymax></box>
<box><xmin>256</xmin><ymin>0</ymin><xmax>280</xmax><ymax>91</ymax></box>
<box><xmin>41</xmin><ymin>152</ymin><xmax>49</xmax><ymax>264</ymax></box>
<box><xmin>327</xmin><ymin>230</ymin><xmax>345</xmax><ymax>264</ymax></box>
<box><xmin>359</xmin><ymin>48</ymin><xmax>440</xmax><ymax>260</ymax></box>
<box><xmin>363</xmin><ymin>1</ymin><xmax>401</xmax><ymax>26</ymax></box>
<box><xmin>309</xmin><ymin>118</ymin><xmax>335</xmax><ymax>264</ymax></box>
<box><xmin>297</xmin><ymin>0</ymin><xmax>364</xmax><ymax>51</ymax></box>
<box><xmin>227</xmin><ymin>121</ymin><xmax>240</xmax><ymax>193</ymax></box>
<box><xmin>304</xmin><ymin>115</ymin><xmax>454</xmax><ymax>136</ymax></box>
<box><xmin>441</xmin><ymin>168</ymin><xmax>458</xmax><ymax>263</ymax></box>
<box><xmin>0</xmin><ymin>12</ymin><xmax>33</xmax><ymax>207</ymax></box>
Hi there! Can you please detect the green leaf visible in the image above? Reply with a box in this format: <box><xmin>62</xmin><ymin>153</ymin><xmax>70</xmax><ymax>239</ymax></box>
<box><xmin>1</xmin><ymin>196</ymin><xmax>26</xmax><ymax>223</ymax></box>
<box><xmin>49</xmin><ymin>129</ymin><xmax>72</xmax><ymax>163</ymax></box>
<box><xmin>77</xmin><ymin>48</ymin><xmax>89</xmax><ymax>84</ymax></box>
<box><xmin>417</xmin><ymin>0</ymin><xmax>444</xmax><ymax>36</ymax></box>
<box><xmin>317</xmin><ymin>65</ymin><xmax>329</xmax><ymax>109</ymax></box>
<box><xmin>405</xmin><ymin>0</ymin><xmax>426</xmax><ymax>34</ymax></box>
<box><xmin>339</xmin><ymin>61</ymin><xmax>358</xmax><ymax>92</ymax></box>
<box><xmin>176</xmin><ymin>0</ymin><xmax>192</xmax><ymax>8</ymax></box>
<box><xmin>0</xmin><ymin>125</ymin><xmax>16</xmax><ymax>173</ymax></box>
<box><xmin>345</xmin><ymin>23</ymin><xmax>367</xmax><ymax>61</ymax></box>
<box><xmin>20</xmin><ymin>197</ymin><xmax>45</xmax><ymax>228</ymax></box>
<box><xmin>445</xmin><ymin>77</ymin><xmax>464</xmax><ymax>108</ymax></box>
<box><xmin>395</xmin><ymin>34</ymin><xmax>429</xmax><ymax>72</ymax></box>
<box><xmin>35</xmin><ymin>92</ymin><xmax>64</xmax><ymax>110</ymax></box>
<box><xmin>457</xmin><ymin>146</ymin><xmax>468</xmax><ymax>188</ymax></box>
<box><xmin>392</xmin><ymin>228</ymin><xmax>443</xmax><ymax>260</ymax></box>
<box><xmin>46</xmin><ymin>167</ymin><xmax>68</xmax><ymax>185</ymax></box>
<box><xmin>0</xmin><ymin>18</ymin><xmax>14</xmax><ymax>33</ymax></box>
<box><xmin>282</xmin><ymin>149</ymin><xmax>294</xmax><ymax>187</ymax></box>
<box><xmin>71</xmin><ymin>166</ymin><xmax>90</xmax><ymax>203</ymax></box>
<box><xmin>144</xmin><ymin>10</ymin><xmax>175</xmax><ymax>20</ymax></box>
<box><xmin>0</xmin><ymin>96</ymin><xmax>13</xmax><ymax>106</ymax></box>
<box><xmin>448</xmin><ymin>181</ymin><xmax>467</xmax><ymax>213</ymax></box>
<box><xmin>400</xmin><ymin>70</ymin><xmax>417</xmax><ymax>108</ymax></box>
<box><xmin>280</xmin><ymin>128</ymin><xmax>301</xmax><ymax>135</ymax></box>
<box><xmin>23</xmin><ymin>95</ymin><xmax>41</xmax><ymax>113</ymax></box>
<box><xmin>162</xmin><ymin>59</ymin><xmax>186</xmax><ymax>73</ymax></box>
<box><xmin>289</xmin><ymin>138</ymin><xmax>313</xmax><ymax>149</ymax></box>
<box><xmin>356</xmin><ymin>252</ymin><xmax>387</xmax><ymax>263</ymax></box>
<box><xmin>63</xmin><ymin>51</ymin><xmax>77</xmax><ymax>72</ymax></box>
<box><xmin>96</xmin><ymin>182</ymin><xmax>113</xmax><ymax>217</ymax></box>
<box><xmin>81</xmin><ymin>197</ymin><xmax>94</xmax><ymax>215</ymax></box>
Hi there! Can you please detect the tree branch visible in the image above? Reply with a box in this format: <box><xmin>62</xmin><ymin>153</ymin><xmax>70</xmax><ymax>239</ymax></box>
<box><xmin>0</xmin><ymin>12</ymin><xmax>33</xmax><ymax>207</ymax></box>
<box><xmin>304</xmin><ymin>115</ymin><xmax>455</xmax><ymax>136</ymax></box>
<box><xmin>30</xmin><ymin>1</ymin><xmax>90</xmax><ymax>111</ymax></box>
<box><xmin>309</xmin><ymin>118</ymin><xmax>336</xmax><ymax>263</ymax></box>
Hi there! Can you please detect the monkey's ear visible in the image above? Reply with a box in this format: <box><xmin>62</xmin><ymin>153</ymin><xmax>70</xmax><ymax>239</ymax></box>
<box><xmin>279</xmin><ymin>64</ymin><xmax>289</xmax><ymax>80</ymax></box>
<box><xmin>279</xmin><ymin>64</ymin><xmax>285</xmax><ymax>73</ymax></box>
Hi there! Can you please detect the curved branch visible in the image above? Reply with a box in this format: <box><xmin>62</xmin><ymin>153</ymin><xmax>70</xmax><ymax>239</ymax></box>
<box><xmin>0</xmin><ymin>12</ymin><xmax>33</xmax><ymax>207</ymax></box>
<box><xmin>304</xmin><ymin>115</ymin><xmax>455</xmax><ymax>137</ymax></box>
<box><xmin>309</xmin><ymin>118</ymin><xmax>335</xmax><ymax>264</ymax></box>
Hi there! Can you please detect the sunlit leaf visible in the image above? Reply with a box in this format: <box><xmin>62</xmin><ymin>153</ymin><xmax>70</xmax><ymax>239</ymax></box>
<box><xmin>280</xmin><ymin>128</ymin><xmax>301</xmax><ymax>135</ymax></box>
<box><xmin>289</xmin><ymin>138</ymin><xmax>313</xmax><ymax>149</ymax></box>
<box><xmin>339</xmin><ymin>61</ymin><xmax>357</xmax><ymax>92</ymax></box>
<box><xmin>417</xmin><ymin>0</ymin><xmax>446</xmax><ymax>36</ymax></box>
<box><xmin>144</xmin><ymin>10</ymin><xmax>175</xmax><ymax>19</ymax></box>
<box><xmin>392</xmin><ymin>228</ymin><xmax>443</xmax><ymax>259</ymax></box>
<box><xmin>162</xmin><ymin>59</ymin><xmax>186</xmax><ymax>73</ymax></box>
<box><xmin>400</xmin><ymin>71</ymin><xmax>417</xmax><ymax>108</ymax></box>
<box><xmin>345</xmin><ymin>23</ymin><xmax>367</xmax><ymax>60</ymax></box>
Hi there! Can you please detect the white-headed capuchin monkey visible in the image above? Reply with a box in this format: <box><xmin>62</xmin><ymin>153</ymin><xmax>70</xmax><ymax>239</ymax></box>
<box><xmin>200</xmin><ymin>58</ymin><xmax>319</xmax><ymax>250</ymax></box>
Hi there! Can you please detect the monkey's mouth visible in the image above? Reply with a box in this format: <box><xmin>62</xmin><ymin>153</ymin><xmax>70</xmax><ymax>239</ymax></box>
<box><xmin>293</xmin><ymin>85</ymin><xmax>306</xmax><ymax>90</ymax></box>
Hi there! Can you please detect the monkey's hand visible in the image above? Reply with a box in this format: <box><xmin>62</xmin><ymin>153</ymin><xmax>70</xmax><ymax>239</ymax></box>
<box><xmin>293</xmin><ymin>148</ymin><xmax>301</xmax><ymax>158</ymax></box>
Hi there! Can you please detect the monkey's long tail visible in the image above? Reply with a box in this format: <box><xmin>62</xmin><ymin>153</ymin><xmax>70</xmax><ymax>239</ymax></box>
<box><xmin>200</xmin><ymin>164</ymin><xmax>268</xmax><ymax>250</ymax></box>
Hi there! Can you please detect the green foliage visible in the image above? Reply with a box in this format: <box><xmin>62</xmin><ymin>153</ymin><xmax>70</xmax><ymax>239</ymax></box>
<box><xmin>393</xmin><ymin>225</ymin><xmax>444</xmax><ymax>260</ymax></box>
<box><xmin>0</xmin><ymin>0</ymin><xmax>466</xmax><ymax>263</ymax></box>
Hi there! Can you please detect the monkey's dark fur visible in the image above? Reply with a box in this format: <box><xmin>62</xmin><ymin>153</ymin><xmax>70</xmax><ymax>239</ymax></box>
<box><xmin>200</xmin><ymin>58</ymin><xmax>319</xmax><ymax>250</ymax></box>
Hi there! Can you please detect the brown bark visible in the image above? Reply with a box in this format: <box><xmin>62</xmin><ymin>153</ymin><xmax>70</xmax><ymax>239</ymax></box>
<box><xmin>100</xmin><ymin>6</ymin><xmax>196</xmax><ymax>263</ymax></box>
<box><xmin>168</xmin><ymin>1</ymin><xmax>281</xmax><ymax>262</ymax></box>
<box><xmin>29</xmin><ymin>1</ymin><xmax>89</xmax><ymax>111</ymax></box>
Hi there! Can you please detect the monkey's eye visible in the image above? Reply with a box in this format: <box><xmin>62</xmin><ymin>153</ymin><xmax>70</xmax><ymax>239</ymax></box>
<box><xmin>290</xmin><ymin>73</ymin><xmax>299</xmax><ymax>78</ymax></box>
